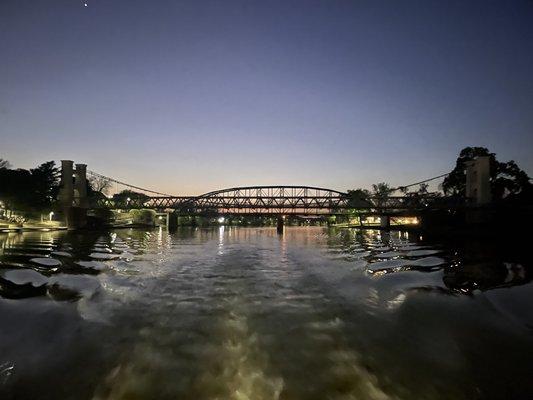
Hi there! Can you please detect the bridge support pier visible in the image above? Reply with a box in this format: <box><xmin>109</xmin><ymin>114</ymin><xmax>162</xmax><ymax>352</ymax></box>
<box><xmin>380</xmin><ymin>215</ymin><xmax>390</xmax><ymax>229</ymax></box>
<box><xmin>167</xmin><ymin>212</ymin><xmax>178</xmax><ymax>230</ymax></box>
<box><xmin>277</xmin><ymin>215</ymin><xmax>284</xmax><ymax>234</ymax></box>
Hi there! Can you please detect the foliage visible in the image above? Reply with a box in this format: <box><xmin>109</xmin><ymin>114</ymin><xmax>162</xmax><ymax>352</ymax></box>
<box><xmin>29</xmin><ymin>161</ymin><xmax>60</xmax><ymax>209</ymax></box>
<box><xmin>418</xmin><ymin>183</ymin><xmax>429</xmax><ymax>195</ymax></box>
<box><xmin>0</xmin><ymin>159</ymin><xmax>60</xmax><ymax>211</ymax></box>
<box><xmin>442</xmin><ymin>147</ymin><xmax>531</xmax><ymax>199</ymax></box>
<box><xmin>86</xmin><ymin>178</ymin><xmax>108</xmax><ymax>201</ymax></box>
<box><xmin>130</xmin><ymin>209</ymin><xmax>156</xmax><ymax>225</ymax></box>
<box><xmin>371</xmin><ymin>182</ymin><xmax>392</xmax><ymax>207</ymax></box>
<box><xmin>89</xmin><ymin>208</ymin><xmax>115</xmax><ymax>222</ymax></box>
<box><xmin>89</xmin><ymin>176</ymin><xmax>111</xmax><ymax>196</ymax></box>
<box><xmin>112</xmin><ymin>189</ymin><xmax>150</xmax><ymax>208</ymax></box>
<box><xmin>0</xmin><ymin>159</ymin><xmax>11</xmax><ymax>169</ymax></box>
<box><xmin>371</xmin><ymin>182</ymin><xmax>392</xmax><ymax>198</ymax></box>
<box><xmin>346</xmin><ymin>188</ymin><xmax>371</xmax><ymax>209</ymax></box>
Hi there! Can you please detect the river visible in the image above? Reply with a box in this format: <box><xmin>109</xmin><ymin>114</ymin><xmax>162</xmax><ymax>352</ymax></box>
<box><xmin>1</xmin><ymin>227</ymin><xmax>532</xmax><ymax>399</ymax></box>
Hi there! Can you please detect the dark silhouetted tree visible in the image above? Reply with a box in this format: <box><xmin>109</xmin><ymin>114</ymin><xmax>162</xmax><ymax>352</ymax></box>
<box><xmin>418</xmin><ymin>183</ymin><xmax>429</xmax><ymax>195</ymax></box>
<box><xmin>29</xmin><ymin>161</ymin><xmax>60</xmax><ymax>209</ymax></box>
<box><xmin>89</xmin><ymin>176</ymin><xmax>111</xmax><ymax>195</ymax></box>
<box><xmin>0</xmin><ymin>158</ymin><xmax>11</xmax><ymax>169</ymax></box>
<box><xmin>0</xmin><ymin>160</ymin><xmax>60</xmax><ymax>211</ymax></box>
<box><xmin>0</xmin><ymin>168</ymin><xmax>33</xmax><ymax>209</ymax></box>
<box><xmin>346</xmin><ymin>188</ymin><xmax>372</xmax><ymax>209</ymax></box>
<box><xmin>112</xmin><ymin>190</ymin><xmax>149</xmax><ymax>208</ymax></box>
<box><xmin>372</xmin><ymin>182</ymin><xmax>392</xmax><ymax>207</ymax></box>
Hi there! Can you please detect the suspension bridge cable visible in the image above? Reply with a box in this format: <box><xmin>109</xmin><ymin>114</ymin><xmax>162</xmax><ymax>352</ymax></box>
<box><xmin>392</xmin><ymin>172</ymin><xmax>450</xmax><ymax>192</ymax></box>
<box><xmin>87</xmin><ymin>170</ymin><xmax>174</xmax><ymax>197</ymax></box>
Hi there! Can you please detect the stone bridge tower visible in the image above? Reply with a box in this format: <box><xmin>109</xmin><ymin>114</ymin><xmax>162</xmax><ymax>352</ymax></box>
<box><xmin>465</xmin><ymin>156</ymin><xmax>491</xmax><ymax>205</ymax></box>
<box><xmin>58</xmin><ymin>160</ymin><xmax>88</xmax><ymax>229</ymax></box>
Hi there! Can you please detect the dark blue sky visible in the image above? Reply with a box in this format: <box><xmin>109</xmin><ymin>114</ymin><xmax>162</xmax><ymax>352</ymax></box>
<box><xmin>1</xmin><ymin>0</ymin><xmax>532</xmax><ymax>194</ymax></box>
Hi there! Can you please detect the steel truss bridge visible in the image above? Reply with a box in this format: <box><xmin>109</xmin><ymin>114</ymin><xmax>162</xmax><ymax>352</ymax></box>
<box><xmin>90</xmin><ymin>185</ymin><xmax>459</xmax><ymax>215</ymax></box>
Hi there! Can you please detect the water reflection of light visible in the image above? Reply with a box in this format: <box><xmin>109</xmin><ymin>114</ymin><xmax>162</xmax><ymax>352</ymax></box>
<box><xmin>368</xmin><ymin>269</ymin><xmax>387</xmax><ymax>276</ymax></box>
<box><xmin>218</xmin><ymin>225</ymin><xmax>225</xmax><ymax>255</ymax></box>
<box><xmin>157</xmin><ymin>226</ymin><xmax>163</xmax><ymax>248</ymax></box>
<box><xmin>279</xmin><ymin>229</ymin><xmax>288</xmax><ymax>264</ymax></box>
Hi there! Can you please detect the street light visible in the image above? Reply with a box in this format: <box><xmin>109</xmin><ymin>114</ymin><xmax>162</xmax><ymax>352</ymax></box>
<box><xmin>49</xmin><ymin>211</ymin><xmax>54</xmax><ymax>221</ymax></box>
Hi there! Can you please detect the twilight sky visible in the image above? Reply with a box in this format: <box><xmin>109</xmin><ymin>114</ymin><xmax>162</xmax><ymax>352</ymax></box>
<box><xmin>1</xmin><ymin>0</ymin><xmax>532</xmax><ymax>195</ymax></box>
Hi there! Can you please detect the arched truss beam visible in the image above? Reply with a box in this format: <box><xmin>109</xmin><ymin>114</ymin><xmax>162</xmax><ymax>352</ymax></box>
<box><xmin>192</xmin><ymin>185</ymin><xmax>349</xmax><ymax>214</ymax></box>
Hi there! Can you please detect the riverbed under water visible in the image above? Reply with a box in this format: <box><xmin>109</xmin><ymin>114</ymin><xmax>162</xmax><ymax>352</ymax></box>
<box><xmin>1</xmin><ymin>227</ymin><xmax>532</xmax><ymax>400</ymax></box>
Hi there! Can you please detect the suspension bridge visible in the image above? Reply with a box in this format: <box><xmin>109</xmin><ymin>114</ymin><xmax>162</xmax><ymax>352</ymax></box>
<box><xmin>57</xmin><ymin>159</ymin><xmax>485</xmax><ymax>229</ymax></box>
<box><xmin>83</xmin><ymin>170</ymin><xmax>455</xmax><ymax>215</ymax></box>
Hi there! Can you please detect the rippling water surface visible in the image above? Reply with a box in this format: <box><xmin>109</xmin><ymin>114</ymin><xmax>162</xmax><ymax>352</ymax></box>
<box><xmin>1</xmin><ymin>227</ymin><xmax>532</xmax><ymax>400</ymax></box>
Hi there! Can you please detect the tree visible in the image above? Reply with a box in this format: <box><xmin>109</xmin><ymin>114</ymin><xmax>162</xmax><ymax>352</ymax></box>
<box><xmin>442</xmin><ymin>147</ymin><xmax>531</xmax><ymax>200</ymax></box>
<box><xmin>399</xmin><ymin>186</ymin><xmax>409</xmax><ymax>195</ymax></box>
<box><xmin>418</xmin><ymin>183</ymin><xmax>429</xmax><ymax>195</ymax></box>
<box><xmin>0</xmin><ymin>161</ymin><xmax>60</xmax><ymax>212</ymax></box>
<box><xmin>89</xmin><ymin>175</ymin><xmax>111</xmax><ymax>196</ymax></box>
<box><xmin>112</xmin><ymin>190</ymin><xmax>149</xmax><ymax>208</ymax></box>
<box><xmin>372</xmin><ymin>182</ymin><xmax>391</xmax><ymax>197</ymax></box>
<box><xmin>29</xmin><ymin>161</ymin><xmax>60</xmax><ymax>209</ymax></box>
<box><xmin>0</xmin><ymin>158</ymin><xmax>11</xmax><ymax>169</ymax></box>
<box><xmin>372</xmin><ymin>182</ymin><xmax>392</xmax><ymax>205</ymax></box>
<box><xmin>346</xmin><ymin>188</ymin><xmax>372</xmax><ymax>209</ymax></box>
<box><xmin>0</xmin><ymin>168</ymin><xmax>33</xmax><ymax>210</ymax></box>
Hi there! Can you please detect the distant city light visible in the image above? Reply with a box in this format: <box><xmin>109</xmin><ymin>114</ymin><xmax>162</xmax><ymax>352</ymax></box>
<box><xmin>218</xmin><ymin>217</ymin><xmax>225</xmax><ymax>223</ymax></box>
